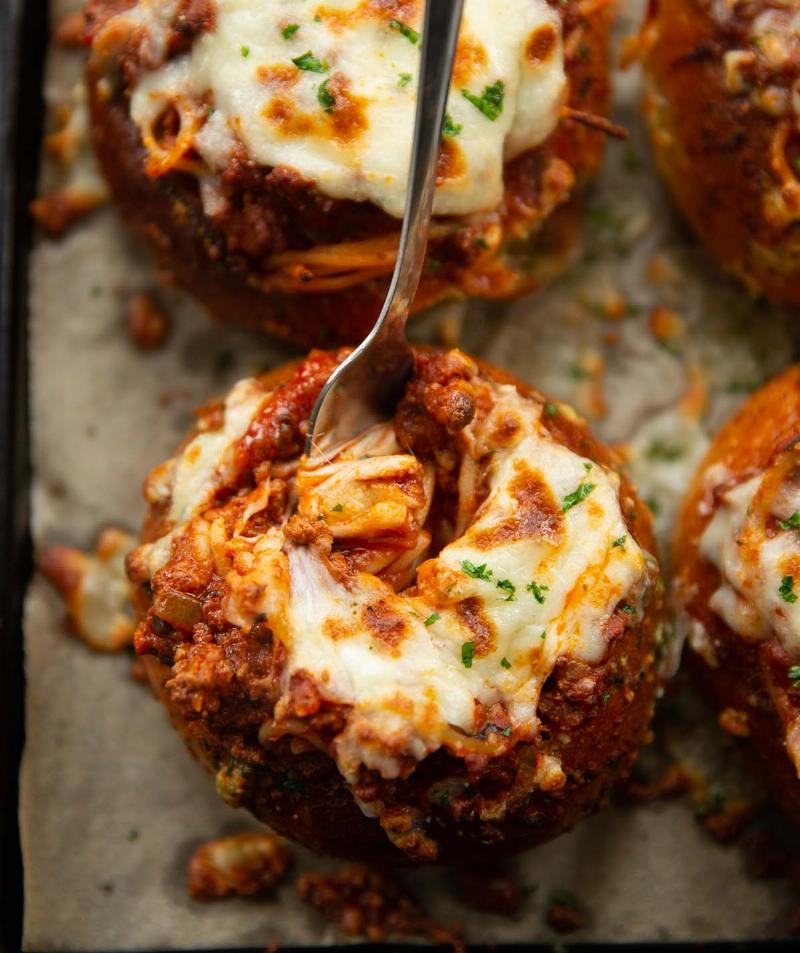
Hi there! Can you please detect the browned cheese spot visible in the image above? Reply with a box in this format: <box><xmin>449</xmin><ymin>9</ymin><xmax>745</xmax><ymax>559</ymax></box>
<box><xmin>437</xmin><ymin>137</ymin><xmax>466</xmax><ymax>185</ymax></box>
<box><xmin>257</xmin><ymin>63</ymin><xmax>300</xmax><ymax>90</ymax></box>
<box><xmin>264</xmin><ymin>94</ymin><xmax>316</xmax><ymax>136</ymax></box>
<box><xmin>488</xmin><ymin>410</ymin><xmax>522</xmax><ymax>448</ymax></box>
<box><xmin>315</xmin><ymin>0</ymin><xmax>420</xmax><ymax>33</ymax></box>
<box><xmin>323</xmin><ymin>616</ymin><xmax>353</xmax><ymax>641</ymax></box>
<box><xmin>456</xmin><ymin>597</ymin><xmax>496</xmax><ymax>657</ymax></box>
<box><xmin>325</xmin><ymin>74</ymin><xmax>370</xmax><ymax>145</ymax></box>
<box><xmin>363</xmin><ymin>599</ymin><xmax>409</xmax><ymax>651</ymax></box>
<box><xmin>471</xmin><ymin>462</ymin><xmax>564</xmax><ymax>549</ymax></box>
<box><xmin>526</xmin><ymin>24</ymin><xmax>557</xmax><ymax>65</ymax></box>
<box><xmin>452</xmin><ymin>33</ymin><xmax>488</xmax><ymax>88</ymax></box>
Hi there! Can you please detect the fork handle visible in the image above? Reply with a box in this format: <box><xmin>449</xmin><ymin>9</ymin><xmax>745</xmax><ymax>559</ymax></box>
<box><xmin>375</xmin><ymin>0</ymin><xmax>465</xmax><ymax>345</ymax></box>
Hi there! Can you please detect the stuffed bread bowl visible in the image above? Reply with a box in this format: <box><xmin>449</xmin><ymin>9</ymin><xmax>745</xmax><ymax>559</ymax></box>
<box><xmin>639</xmin><ymin>0</ymin><xmax>800</xmax><ymax>306</ymax></box>
<box><xmin>674</xmin><ymin>366</ymin><xmax>800</xmax><ymax>825</ymax></box>
<box><xmin>126</xmin><ymin>346</ymin><xmax>665</xmax><ymax>864</ymax></box>
<box><xmin>84</xmin><ymin>0</ymin><xmax>614</xmax><ymax>347</ymax></box>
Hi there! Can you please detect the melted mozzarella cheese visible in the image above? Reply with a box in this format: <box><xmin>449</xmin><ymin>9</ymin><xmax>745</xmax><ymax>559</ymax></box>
<box><xmin>137</xmin><ymin>374</ymin><xmax>650</xmax><ymax>781</ymax></box>
<box><xmin>699</xmin><ymin>456</ymin><xmax>800</xmax><ymax>657</ymax></box>
<box><xmin>127</xmin><ymin>0</ymin><xmax>566</xmax><ymax>217</ymax></box>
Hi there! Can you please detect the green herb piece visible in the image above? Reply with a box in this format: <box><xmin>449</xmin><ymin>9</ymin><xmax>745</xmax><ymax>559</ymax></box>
<box><xmin>240</xmin><ymin>45</ymin><xmax>250</xmax><ymax>57</ymax></box>
<box><xmin>601</xmin><ymin>691</ymin><xmax>612</xmax><ymax>705</ymax></box>
<box><xmin>293</xmin><ymin>50</ymin><xmax>328</xmax><ymax>72</ymax></box>
<box><xmin>583</xmin><ymin>461</ymin><xmax>593</xmax><ymax>472</ymax></box>
<box><xmin>282</xmin><ymin>23</ymin><xmax>299</xmax><ymax>39</ymax></box>
<box><xmin>562</xmin><ymin>482</ymin><xmax>596</xmax><ymax>512</ymax></box>
<box><xmin>646</xmin><ymin>440</ymin><xmax>685</xmax><ymax>462</ymax></box>
<box><xmin>398</xmin><ymin>71</ymin><xmax>413</xmax><ymax>87</ymax></box>
<box><xmin>127</xmin><ymin>829</ymin><xmax>139</xmax><ymax>842</ymax></box>
<box><xmin>545</xmin><ymin>402</ymin><xmax>558</xmax><ymax>416</ymax></box>
<box><xmin>646</xmin><ymin>497</ymin><xmax>662</xmax><ymax>516</ymax></box>
<box><xmin>442</xmin><ymin>112</ymin><xmax>462</xmax><ymax>137</ymax></box>
<box><xmin>461</xmin><ymin>641</ymin><xmax>475</xmax><ymax>668</ymax></box>
<box><xmin>612</xmin><ymin>535</ymin><xmax>627</xmax><ymax>549</ymax></box>
<box><xmin>780</xmin><ymin>575</ymin><xmax>798</xmax><ymax>604</ymax></box>
<box><xmin>474</xmin><ymin>236</ymin><xmax>490</xmax><ymax>250</ymax></box>
<box><xmin>424</xmin><ymin>612</ymin><xmax>441</xmax><ymax>627</ymax></box>
<box><xmin>527</xmin><ymin>580</ymin><xmax>549</xmax><ymax>604</ymax></box>
<box><xmin>389</xmin><ymin>18</ymin><xmax>420</xmax><ymax>44</ymax></box>
<box><xmin>624</xmin><ymin>147</ymin><xmax>644</xmax><ymax>174</ymax></box>
<box><xmin>331</xmin><ymin>502</ymin><xmax>343</xmax><ymax>512</ymax></box>
<box><xmin>462</xmin><ymin>559</ymin><xmax>492</xmax><ymax>581</ymax></box>
<box><xmin>462</xmin><ymin>80</ymin><xmax>504</xmax><ymax>121</ymax></box>
<box><xmin>540</xmin><ymin>630</ymin><xmax>547</xmax><ymax>641</ymax></box>
<box><xmin>496</xmin><ymin>579</ymin><xmax>516</xmax><ymax>601</ymax></box>
<box><xmin>780</xmin><ymin>512</ymin><xmax>800</xmax><ymax>531</ymax></box>
<box><xmin>500</xmin><ymin>656</ymin><xmax>512</xmax><ymax>670</ymax></box>
<box><xmin>317</xmin><ymin>78</ymin><xmax>335</xmax><ymax>113</ymax></box>
<box><xmin>788</xmin><ymin>665</ymin><xmax>800</xmax><ymax>685</ymax></box>
<box><xmin>620</xmin><ymin>603</ymin><xmax>636</xmax><ymax>615</ymax></box>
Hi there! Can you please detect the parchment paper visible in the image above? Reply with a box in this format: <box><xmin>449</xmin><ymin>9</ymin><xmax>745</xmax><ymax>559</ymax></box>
<box><xmin>21</xmin><ymin>1</ymin><xmax>800</xmax><ymax>947</ymax></box>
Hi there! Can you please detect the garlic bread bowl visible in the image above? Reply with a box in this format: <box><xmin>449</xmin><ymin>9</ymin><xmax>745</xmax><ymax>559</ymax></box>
<box><xmin>85</xmin><ymin>0</ymin><xmax>613</xmax><ymax>347</ymax></box>
<box><xmin>639</xmin><ymin>0</ymin><xmax>800</xmax><ymax>306</ymax></box>
<box><xmin>127</xmin><ymin>347</ymin><xmax>665</xmax><ymax>864</ymax></box>
<box><xmin>674</xmin><ymin>366</ymin><xmax>800</xmax><ymax>824</ymax></box>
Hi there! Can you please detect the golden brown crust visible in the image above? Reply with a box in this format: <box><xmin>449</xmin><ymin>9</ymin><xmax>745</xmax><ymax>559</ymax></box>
<box><xmin>639</xmin><ymin>0</ymin><xmax>800</xmax><ymax>306</ymax></box>
<box><xmin>131</xmin><ymin>349</ymin><xmax>663</xmax><ymax>865</ymax></box>
<box><xmin>85</xmin><ymin>0</ymin><xmax>613</xmax><ymax>347</ymax></box>
<box><xmin>673</xmin><ymin>365</ymin><xmax>800</xmax><ymax>825</ymax></box>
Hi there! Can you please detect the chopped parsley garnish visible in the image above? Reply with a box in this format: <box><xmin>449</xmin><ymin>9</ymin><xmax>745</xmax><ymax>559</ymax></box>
<box><xmin>317</xmin><ymin>79</ymin><xmax>335</xmax><ymax>113</ymax></box>
<box><xmin>442</xmin><ymin>113</ymin><xmax>462</xmax><ymax>137</ymax></box>
<box><xmin>389</xmin><ymin>18</ymin><xmax>420</xmax><ymax>44</ymax></box>
<box><xmin>424</xmin><ymin>612</ymin><xmax>441</xmax><ymax>627</ymax></box>
<box><xmin>462</xmin><ymin>559</ymin><xmax>492</xmax><ymax>581</ymax></box>
<box><xmin>780</xmin><ymin>575</ymin><xmax>798</xmax><ymax>604</ymax></box>
<box><xmin>398</xmin><ymin>72</ymin><xmax>413</xmax><ymax>87</ymax></box>
<box><xmin>620</xmin><ymin>603</ymin><xmax>636</xmax><ymax>615</ymax></box>
<box><xmin>780</xmin><ymin>512</ymin><xmax>800</xmax><ymax>531</ymax></box>
<box><xmin>480</xmin><ymin>723</ymin><xmax>512</xmax><ymax>738</ymax></box>
<box><xmin>240</xmin><ymin>45</ymin><xmax>250</xmax><ymax>57</ymax></box>
<box><xmin>583</xmin><ymin>461</ymin><xmax>593</xmax><ymax>472</ymax></box>
<box><xmin>562</xmin><ymin>482</ymin><xmax>596</xmax><ymax>512</ymax></box>
<box><xmin>496</xmin><ymin>579</ymin><xmax>516</xmax><ymax>601</ymax></box>
<box><xmin>282</xmin><ymin>23</ymin><xmax>299</xmax><ymax>39</ymax></box>
<box><xmin>646</xmin><ymin>496</ymin><xmax>662</xmax><ymax>516</ymax></box>
<box><xmin>461</xmin><ymin>641</ymin><xmax>475</xmax><ymax>668</ymax></box>
<box><xmin>601</xmin><ymin>691</ymin><xmax>612</xmax><ymax>705</ymax></box>
<box><xmin>527</xmin><ymin>580</ymin><xmax>549</xmax><ymax>604</ymax></box>
<box><xmin>331</xmin><ymin>502</ymin><xmax>343</xmax><ymax>512</ymax></box>
<box><xmin>612</xmin><ymin>535</ymin><xmax>627</xmax><ymax>549</ymax></box>
<box><xmin>462</xmin><ymin>80</ymin><xmax>505</xmax><ymax>121</ymax></box>
<box><xmin>500</xmin><ymin>656</ymin><xmax>512</xmax><ymax>670</ymax></box>
<box><xmin>474</xmin><ymin>237</ymin><xmax>490</xmax><ymax>250</ymax></box>
<box><xmin>789</xmin><ymin>665</ymin><xmax>800</xmax><ymax>685</ymax></box>
<box><xmin>292</xmin><ymin>50</ymin><xmax>328</xmax><ymax>72</ymax></box>
<box><xmin>645</xmin><ymin>440</ymin><xmax>685</xmax><ymax>462</ymax></box>
<box><xmin>545</xmin><ymin>403</ymin><xmax>558</xmax><ymax>416</ymax></box>
<box><xmin>541</xmin><ymin>630</ymin><xmax>546</xmax><ymax>640</ymax></box>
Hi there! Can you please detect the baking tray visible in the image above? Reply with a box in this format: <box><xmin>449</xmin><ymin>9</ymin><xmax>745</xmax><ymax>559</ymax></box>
<box><xmin>0</xmin><ymin>2</ymin><xmax>797</xmax><ymax>952</ymax></box>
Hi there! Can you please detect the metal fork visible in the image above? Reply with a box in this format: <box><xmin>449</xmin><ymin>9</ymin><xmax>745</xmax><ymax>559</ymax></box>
<box><xmin>305</xmin><ymin>0</ymin><xmax>465</xmax><ymax>461</ymax></box>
